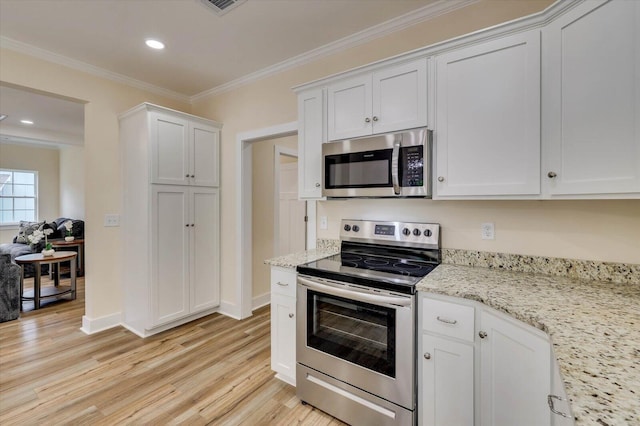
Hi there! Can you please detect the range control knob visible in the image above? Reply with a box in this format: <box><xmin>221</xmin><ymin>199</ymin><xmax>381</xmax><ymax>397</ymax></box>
<box><xmin>344</xmin><ymin>224</ymin><xmax>351</xmax><ymax>232</ymax></box>
<box><xmin>352</xmin><ymin>225</ymin><xmax>360</xmax><ymax>232</ymax></box>
<box><xmin>423</xmin><ymin>229</ymin><xmax>432</xmax><ymax>237</ymax></box>
<box><xmin>413</xmin><ymin>228</ymin><xmax>421</xmax><ymax>236</ymax></box>
<box><xmin>402</xmin><ymin>228</ymin><xmax>411</xmax><ymax>236</ymax></box>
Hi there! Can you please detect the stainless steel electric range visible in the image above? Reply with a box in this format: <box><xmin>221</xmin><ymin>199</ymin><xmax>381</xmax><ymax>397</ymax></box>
<box><xmin>296</xmin><ymin>219</ymin><xmax>441</xmax><ymax>426</ymax></box>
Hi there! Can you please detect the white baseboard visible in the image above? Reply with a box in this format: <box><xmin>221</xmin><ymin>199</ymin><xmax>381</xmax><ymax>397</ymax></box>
<box><xmin>80</xmin><ymin>312</ymin><xmax>122</xmax><ymax>335</ymax></box>
<box><xmin>217</xmin><ymin>300</ymin><xmax>243</xmax><ymax>320</ymax></box>
<box><xmin>252</xmin><ymin>292</ymin><xmax>271</xmax><ymax>311</ymax></box>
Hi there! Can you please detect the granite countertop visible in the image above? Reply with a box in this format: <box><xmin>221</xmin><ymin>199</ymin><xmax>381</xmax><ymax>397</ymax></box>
<box><xmin>417</xmin><ymin>264</ymin><xmax>640</xmax><ymax>426</ymax></box>
<box><xmin>264</xmin><ymin>247</ymin><xmax>339</xmax><ymax>269</ymax></box>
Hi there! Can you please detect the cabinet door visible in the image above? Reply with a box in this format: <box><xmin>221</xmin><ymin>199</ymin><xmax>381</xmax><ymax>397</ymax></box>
<box><xmin>298</xmin><ymin>88</ymin><xmax>325</xmax><ymax>199</ymax></box>
<box><xmin>150</xmin><ymin>112</ymin><xmax>190</xmax><ymax>186</ymax></box>
<box><xmin>151</xmin><ymin>186</ymin><xmax>190</xmax><ymax>326</ymax></box>
<box><xmin>270</xmin><ymin>293</ymin><xmax>296</xmax><ymax>385</ymax></box>
<box><xmin>189</xmin><ymin>187</ymin><xmax>220</xmax><ymax>313</ymax></box>
<box><xmin>372</xmin><ymin>58</ymin><xmax>427</xmax><ymax>135</ymax></box>
<box><xmin>479</xmin><ymin>309</ymin><xmax>550</xmax><ymax>426</ymax></box>
<box><xmin>420</xmin><ymin>334</ymin><xmax>474</xmax><ymax>426</ymax></box>
<box><xmin>542</xmin><ymin>0</ymin><xmax>640</xmax><ymax>196</ymax></box>
<box><xmin>190</xmin><ymin>122</ymin><xmax>220</xmax><ymax>187</ymax></box>
<box><xmin>327</xmin><ymin>75</ymin><xmax>372</xmax><ymax>141</ymax></box>
<box><xmin>435</xmin><ymin>30</ymin><xmax>541</xmax><ymax>197</ymax></box>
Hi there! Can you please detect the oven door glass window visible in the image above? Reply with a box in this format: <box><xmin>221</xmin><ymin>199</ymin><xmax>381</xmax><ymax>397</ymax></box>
<box><xmin>306</xmin><ymin>290</ymin><xmax>396</xmax><ymax>378</ymax></box>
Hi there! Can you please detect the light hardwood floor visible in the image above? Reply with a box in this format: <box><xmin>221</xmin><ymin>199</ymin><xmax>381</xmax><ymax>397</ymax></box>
<box><xmin>0</xmin><ymin>276</ymin><xmax>345</xmax><ymax>425</ymax></box>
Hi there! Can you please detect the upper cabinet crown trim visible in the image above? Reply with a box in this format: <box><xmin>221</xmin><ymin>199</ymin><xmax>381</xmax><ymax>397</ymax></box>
<box><xmin>118</xmin><ymin>102</ymin><xmax>223</xmax><ymax>128</ymax></box>
<box><xmin>292</xmin><ymin>0</ymin><xmax>585</xmax><ymax>93</ymax></box>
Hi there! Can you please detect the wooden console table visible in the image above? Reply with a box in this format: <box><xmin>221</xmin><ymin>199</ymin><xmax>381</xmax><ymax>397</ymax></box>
<box><xmin>51</xmin><ymin>238</ymin><xmax>85</xmax><ymax>276</ymax></box>
<box><xmin>15</xmin><ymin>251</ymin><xmax>77</xmax><ymax>310</ymax></box>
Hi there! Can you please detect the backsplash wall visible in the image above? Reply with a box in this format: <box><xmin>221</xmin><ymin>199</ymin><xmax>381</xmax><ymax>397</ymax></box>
<box><xmin>316</xmin><ymin>199</ymin><xmax>640</xmax><ymax>265</ymax></box>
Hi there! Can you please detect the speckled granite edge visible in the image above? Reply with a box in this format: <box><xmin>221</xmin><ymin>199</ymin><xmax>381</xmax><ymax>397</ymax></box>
<box><xmin>442</xmin><ymin>248</ymin><xmax>639</xmax><ymax>285</ymax></box>
<box><xmin>264</xmin><ymin>246</ymin><xmax>339</xmax><ymax>270</ymax></box>
<box><xmin>316</xmin><ymin>238</ymin><xmax>340</xmax><ymax>251</ymax></box>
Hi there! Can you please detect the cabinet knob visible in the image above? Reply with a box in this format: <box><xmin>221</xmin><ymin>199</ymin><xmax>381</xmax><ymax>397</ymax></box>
<box><xmin>315</xmin><ymin>183</ymin><xmax>321</xmax><ymax>188</ymax></box>
<box><xmin>191</xmin><ymin>174</ymin><xmax>195</xmax><ymax>178</ymax></box>
<box><xmin>423</xmin><ymin>352</ymin><xmax>431</xmax><ymax>360</ymax></box>
<box><xmin>547</xmin><ymin>171</ymin><xmax>557</xmax><ymax>178</ymax></box>
<box><xmin>372</xmin><ymin>116</ymin><xmax>379</xmax><ymax>122</ymax></box>
<box><xmin>365</xmin><ymin>117</ymin><xmax>371</xmax><ymax>123</ymax></box>
<box><xmin>438</xmin><ymin>176</ymin><xmax>445</xmax><ymax>182</ymax></box>
<box><xmin>191</xmin><ymin>224</ymin><xmax>195</xmax><ymax>227</ymax></box>
<box><xmin>185</xmin><ymin>224</ymin><xmax>189</xmax><ymax>227</ymax></box>
<box><xmin>185</xmin><ymin>174</ymin><xmax>190</xmax><ymax>178</ymax></box>
<box><xmin>479</xmin><ymin>331</ymin><xmax>488</xmax><ymax>339</ymax></box>
<box><xmin>289</xmin><ymin>313</ymin><xmax>294</xmax><ymax>318</ymax></box>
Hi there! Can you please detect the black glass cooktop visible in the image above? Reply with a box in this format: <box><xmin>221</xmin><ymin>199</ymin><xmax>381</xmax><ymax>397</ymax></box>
<box><xmin>297</xmin><ymin>242</ymin><xmax>440</xmax><ymax>295</ymax></box>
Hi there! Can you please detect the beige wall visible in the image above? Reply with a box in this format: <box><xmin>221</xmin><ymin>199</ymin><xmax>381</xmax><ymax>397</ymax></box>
<box><xmin>59</xmin><ymin>145</ymin><xmax>85</xmax><ymax>220</ymax></box>
<box><xmin>0</xmin><ymin>48</ymin><xmax>191</xmax><ymax>321</ymax></box>
<box><xmin>0</xmin><ymin>142</ymin><xmax>60</xmax><ymax>243</ymax></box>
<box><xmin>251</xmin><ymin>135</ymin><xmax>298</xmax><ymax>303</ymax></box>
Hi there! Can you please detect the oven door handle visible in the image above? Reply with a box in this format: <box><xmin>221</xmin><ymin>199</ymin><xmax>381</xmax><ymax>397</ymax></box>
<box><xmin>297</xmin><ymin>276</ymin><xmax>412</xmax><ymax>307</ymax></box>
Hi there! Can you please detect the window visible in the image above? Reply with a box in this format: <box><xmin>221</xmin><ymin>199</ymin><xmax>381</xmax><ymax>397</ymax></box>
<box><xmin>0</xmin><ymin>169</ymin><xmax>38</xmax><ymax>225</ymax></box>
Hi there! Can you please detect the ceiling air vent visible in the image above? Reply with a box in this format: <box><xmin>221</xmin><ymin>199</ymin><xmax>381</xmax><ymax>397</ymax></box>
<box><xmin>200</xmin><ymin>0</ymin><xmax>247</xmax><ymax>16</ymax></box>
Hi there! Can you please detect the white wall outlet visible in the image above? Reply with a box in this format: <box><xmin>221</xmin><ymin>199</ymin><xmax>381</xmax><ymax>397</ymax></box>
<box><xmin>481</xmin><ymin>222</ymin><xmax>495</xmax><ymax>240</ymax></box>
<box><xmin>104</xmin><ymin>214</ymin><xmax>120</xmax><ymax>227</ymax></box>
<box><xmin>320</xmin><ymin>216</ymin><xmax>328</xmax><ymax>230</ymax></box>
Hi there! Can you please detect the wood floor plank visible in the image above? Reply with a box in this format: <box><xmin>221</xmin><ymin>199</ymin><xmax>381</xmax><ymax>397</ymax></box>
<box><xmin>0</xmin><ymin>276</ymin><xmax>346</xmax><ymax>425</ymax></box>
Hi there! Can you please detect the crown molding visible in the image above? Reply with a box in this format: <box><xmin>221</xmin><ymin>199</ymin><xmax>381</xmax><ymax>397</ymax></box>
<box><xmin>0</xmin><ymin>36</ymin><xmax>191</xmax><ymax>104</ymax></box>
<box><xmin>190</xmin><ymin>0</ymin><xmax>480</xmax><ymax>102</ymax></box>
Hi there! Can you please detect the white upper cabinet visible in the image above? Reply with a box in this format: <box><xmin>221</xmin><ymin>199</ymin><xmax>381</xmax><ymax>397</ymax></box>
<box><xmin>150</xmin><ymin>111</ymin><xmax>220</xmax><ymax>187</ymax></box>
<box><xmin>434</xmin><ymin>30</ymin><xmax>541</xmax><ymax>197</ymax></box>
<box><xmin>542</xmin><ymin>0</ymin><xmax>640</xmax><ymax>196</ymax></box>
<box><xmin>327</xmin><ymin>58</ymin><xmax>427</xmax><ymax>141</ymax></box>
<box><xmin>298</xmin><ymin>88</ymin><xmax>325</xmax><ymax>199</ymax></box>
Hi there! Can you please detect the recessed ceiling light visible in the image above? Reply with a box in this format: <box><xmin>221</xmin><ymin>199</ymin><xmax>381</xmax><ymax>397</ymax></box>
<box><xmin>20</xmin><ymin>119</ymin><xmax>34</xmax><ymax>125</ymax></box>
<box><xmin>145</xmin><ymin>39</ymin><xmax>165</xmax><ymax>50</ymax></box>
<box><xmin>0</xmin><ymin>114</ymin><xmax>7</xmax><ymax>121</ymax></box>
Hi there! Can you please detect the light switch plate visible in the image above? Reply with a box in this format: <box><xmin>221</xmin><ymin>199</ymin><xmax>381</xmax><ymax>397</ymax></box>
<box><xmin>104</xmin><ymin>214</ymin><xmax>120</xmax><ymax>227</ymax></box>
<box><xmin>320</xmin><ymin>216</ymin><xmax>328</xmax><ymax>230</ymax></box>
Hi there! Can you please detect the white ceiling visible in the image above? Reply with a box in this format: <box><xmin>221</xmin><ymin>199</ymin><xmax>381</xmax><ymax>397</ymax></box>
<box><xmin>0</xmin><ymin>0</ymin><xmax>445</xmax><ymax>99</ymax></box>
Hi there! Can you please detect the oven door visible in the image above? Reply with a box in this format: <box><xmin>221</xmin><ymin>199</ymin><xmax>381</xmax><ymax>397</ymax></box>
<box><xmin>296</xmin><ymin>275</ymin><xmax>415</xmax><ymax>409</ymax></box>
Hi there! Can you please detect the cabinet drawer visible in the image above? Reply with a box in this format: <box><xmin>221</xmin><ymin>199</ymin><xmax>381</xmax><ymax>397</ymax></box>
<box><xmin>422</xmin><ymin>298</ymin><xmax>475</xmax><ymax>342</ymax></box>
<box><xmin>271</xmin><ymin>268</ymin><xmax>297</xmax><ymax>298</ymax></box>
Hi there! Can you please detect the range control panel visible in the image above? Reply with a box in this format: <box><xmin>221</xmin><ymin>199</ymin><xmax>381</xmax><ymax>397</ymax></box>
<box><xmin>340</xmin><ymin>219</ymin><xmax>440</xmax><ymax>249</ymax></box>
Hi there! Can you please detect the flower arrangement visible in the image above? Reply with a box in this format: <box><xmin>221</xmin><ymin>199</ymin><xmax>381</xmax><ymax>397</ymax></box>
<box><xmin>63</xmin><ymin>220</ymin><xmax>74</xmax><ymax>241</ymax></box>
<box><xmin>27</xmin><ymin>227</ymin><xmax>54</xmax><ymax>251</ymax></box>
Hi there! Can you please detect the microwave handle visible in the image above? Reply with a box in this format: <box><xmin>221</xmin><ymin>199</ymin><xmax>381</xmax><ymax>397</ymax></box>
<box><xmin>392</xmin><ymin>141</ymin><xmax>401</xmax><ymax>195</ymax></box>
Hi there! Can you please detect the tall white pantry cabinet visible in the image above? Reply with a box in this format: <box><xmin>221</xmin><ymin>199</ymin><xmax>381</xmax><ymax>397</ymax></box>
<box><xmin>119</xmin><ymin>103</ymin><xmax>222</xmax><ymax>337</ymax></box>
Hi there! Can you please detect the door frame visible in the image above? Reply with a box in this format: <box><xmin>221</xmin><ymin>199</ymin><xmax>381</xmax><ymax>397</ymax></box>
<box><xmin>236</xmin><ymin>122</ymin><xmax>317</xmax><ymax>319</ymax></box>
<box><xmin>273</xmin><ymin>146</ymin><xmax>302</xmax><ymax>256</ymax></box>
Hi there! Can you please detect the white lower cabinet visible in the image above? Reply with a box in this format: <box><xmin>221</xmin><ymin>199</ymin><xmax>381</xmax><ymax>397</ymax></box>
<box><xmin>420</xmin><ymin>294</ymin><xmax>553</xmax><ymax>426</ymax></box>
<box><xmin>549</xmin><ymin>353</ymin><xmax>575</xmax><ymax>426</ymax></box>
<box><xmin>421</xmin><ymin>335</ymin><xmax>474</xmax><ymax>426</ymax></box>
<box><xmin>270</xmin><ymin>267</ymin><xmax>297</xmax><ymax>385</ymax></box>
<box><xmin>479</xmin><ymin>309</ymin><xmax>550</xmax><ymax>426</ymax></box>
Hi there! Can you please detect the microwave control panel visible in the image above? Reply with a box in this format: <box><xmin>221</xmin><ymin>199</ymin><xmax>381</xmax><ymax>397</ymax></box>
<box><xmin>400</xmin><ymin>146</ymin><xmax>424</xmax><ymax>187</ymax></box>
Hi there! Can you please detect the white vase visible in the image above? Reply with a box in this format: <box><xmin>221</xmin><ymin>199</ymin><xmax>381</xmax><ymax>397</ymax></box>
<box><xmin>65</xmin><ymin>236</ymin><xmax>75</xmax><ymax>242</ymax></box>
<box><xmin>42</xmin><ymin>249</ymin><xmax>55</xmax><ymax>256</ymax></box>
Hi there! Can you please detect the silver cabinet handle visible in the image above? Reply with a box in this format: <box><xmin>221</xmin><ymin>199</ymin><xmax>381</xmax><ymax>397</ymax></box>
<box><xmin>548</xmin><ymin>395</ymin><xmax>573</xmax><ymax>419</ymax></box>
<box><xmin>437</xmin><ymin>316</ymin><xmax>457</xmax><ymax>325</ymax></box>
<box><xmin>372</xmin><ymin>116</ymin><xmax>379</xmax><ymax>122</ymax></box>
<box><xmin>548</xmin><ymin>171</ymin><xmax>557</xmax><ymax>178</ymax></box>
<box><xmin>479</xmin><ymin>331</ymin><xmax>488</xmax><ymax>339</ymax></box>
<box><xmin>438</xmin><ymin>176</ymin><xmax>445</xmax><ymax>182</ymax></box>
<box><xmin>276</xmin><ymin>281</ymin><xmax>288</xmax><ymax>287</ymax></box>
<box><xmin>423</xmin><ymin>352</ymin><xmax>431</xmax><ymax>360</ymax></box>
<box><xmin>315</xmin><ymin>183</ymin><xmax>321</xmax><ymax>188</ymax></box>
<box><xmin>365</xmin><ymin>117</ymin><xmax>371</xmax><ymax>123</ymax></box>
<box><xmin>289</xmin><ymin>313</ymin><xmax>294</xmax><ymax>318</ymax></box>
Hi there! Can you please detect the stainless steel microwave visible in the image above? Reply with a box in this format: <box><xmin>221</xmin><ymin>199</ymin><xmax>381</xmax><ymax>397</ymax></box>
<box><xmin>322</xmin><ymin>127</ymin><xmax>432</xmax><ymax>198</ymax></box>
